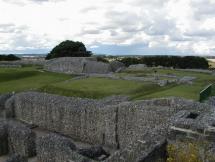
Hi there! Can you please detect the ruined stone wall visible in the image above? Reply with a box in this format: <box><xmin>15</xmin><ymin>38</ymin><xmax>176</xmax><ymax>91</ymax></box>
<box><xmin>7</xmin><ymin>92</ymin><xmax>207</xmax><ymax>150</ymax></box>
<box><xmin>0</xmin><ymin>119</ymin><xmax>36</xmax><ymax>158</ymax></box>
<box><xmin>82</xmin><ymin>61</ymin><xmax>112</xmax><ymax>74</ymax></box>
<box><xmin>10</xmin><ymin>92</ymin><xmax>118</xmax><ymax>148</ymax></box>
<box><xmin>37</xmin><ymin>133</ymin><xmax>96</xmax><ymax>162</ymax></box>
<box><xmin>0</xmin><ymin>91</ymin><xmax>212</xmax><ymax>162</ymax></box>
<box><xmin>0</xmin><ymin>94</ymin><xmax>12</xmax><ymax>118</ymax></box>
<box><xmin>44</xmin><ymin>57</ymin><xmax>101</xmax><ymax>74</ymax></box>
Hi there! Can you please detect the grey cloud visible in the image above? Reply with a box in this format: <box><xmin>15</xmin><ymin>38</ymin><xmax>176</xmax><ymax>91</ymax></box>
<box><xmin>191</xmin><ymin>0</ymin><xmax>215</xmax><ymax>19</ymax></box>
<box><xmin>185</xmin><ymin>29</ymin><xmax>215</xmax><ymax>38</ymax></box>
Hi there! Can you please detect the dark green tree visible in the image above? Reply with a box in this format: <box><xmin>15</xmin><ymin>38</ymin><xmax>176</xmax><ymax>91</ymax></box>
<box><xmin>46</xmin><ymin>40</ymin><xmax>92</xmax><ymax>60</ymax></box>
<box><xmin>0</xmin><ymin>54</ymin><xmax>20</xmax><ymax>61</ymax></box>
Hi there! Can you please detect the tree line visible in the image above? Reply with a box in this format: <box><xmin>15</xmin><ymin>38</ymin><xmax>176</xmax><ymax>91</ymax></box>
<box><xmin>0</xmin><ymin>54</ymin><xmax>21</xmax><ymax>61</ymax></box>
<box><xmin>119</xmin><ymin>56</ymin><xmax>209</xmax><ymax>69</ymax></box>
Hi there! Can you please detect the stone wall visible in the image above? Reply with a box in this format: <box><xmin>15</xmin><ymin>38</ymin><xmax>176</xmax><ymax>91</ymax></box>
<box><xmin>6</xmin><ymin>92</ymin><xmax>208</xmax><ymax>149</ymax></box>
<box><xmin>7</xmin><ymin>121</ymin><xmax>36</xmax><ymax>157</ymax></box>
<box><xmin>0</xmin><ymin>91</ymin><xmax>213</xmax><ymax>161</ymax></box>
<box><xmin>37</xmin><ymin>133</ymin><xmax>96</xmax><ymax>162</ymax></box>
<box><xmin>9</xmin><ymin>92</ymin><xmax>118</xmax><ymax>148</ymax></box>
<box><xmin>0</xmin><ymin>94</ymin><xmax>12</xmax><ymax>118</ymax></box>
<box><xmin>82</xmin><ymin>60</ymin><xmax>112</xmax><ymax>74</ymax></box>
<box><xmin>44</xmin><ymin>57</ymin><xmax>94</xmax><ymax>74</ymax></box>
<box><xmin>44</xmin><ymin>57</ymin><xmax>124</xmax><ymax>74</ymax></box>
<box><xmin>0</xmin><ymin>120</ymin><xmax>8</xmax><ymax>156</ymax></box>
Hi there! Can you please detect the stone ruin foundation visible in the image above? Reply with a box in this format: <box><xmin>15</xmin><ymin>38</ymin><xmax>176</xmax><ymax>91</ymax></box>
<box><xmin>0</xmin><ymin>92</ymin><xmax>214</xmax><ymax>162</ymax></box>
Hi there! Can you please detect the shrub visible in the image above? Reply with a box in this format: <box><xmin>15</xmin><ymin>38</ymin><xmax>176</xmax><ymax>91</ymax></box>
<box><xmin>167</xmin><ymin>141</ymin><xmax>215</xmax><ymax>162</ymax></box>
<box><xmin>118</xmin><ymin>57</ymin><xmax>140</xmax><ymax>67</ymax></box>
<box><xmin>96</xmin><ymin>56</ymin><xmax>109</xmax><ymax>63</ymax></box>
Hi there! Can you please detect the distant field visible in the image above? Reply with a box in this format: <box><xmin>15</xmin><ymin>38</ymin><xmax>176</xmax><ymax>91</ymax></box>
<box><xmin>0</xmin><ymin>66</ymin><xmax>215</xmax><ymax>101</ymax></box>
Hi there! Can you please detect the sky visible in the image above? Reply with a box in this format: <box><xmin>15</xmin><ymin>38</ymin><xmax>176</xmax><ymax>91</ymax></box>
<box><xmin>0</xmin><ymin>0</ymin><xmax>215</xmax><ymax>55</ymax></box>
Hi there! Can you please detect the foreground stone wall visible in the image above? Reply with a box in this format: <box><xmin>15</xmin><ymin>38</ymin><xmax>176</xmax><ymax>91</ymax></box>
<box><xmin>0</xmin><ymin>94</ymin><xmax>12</xmax><ymax>118</ymax></box>
<box><xmin>6</xmin><ymin>92</ymin><xmax>208</xmax><ymax>150</ymax></box>
<box><xmin>0</xmin><ymin>91</ymin><xmax>213</xmax><ymax>162</ymax></box>
<box><xmin>9</xmin><ymin>92</ymin><xmax>118</xmax><ymax>148</ymax></box>
<box><xmin>37</xmin><ymin>133</ymin><xmax>96</xmax><ymax>162</ymax></box>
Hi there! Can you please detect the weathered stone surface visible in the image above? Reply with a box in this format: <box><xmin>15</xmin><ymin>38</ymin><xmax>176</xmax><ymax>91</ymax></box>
<box><xmin>44</xmin><ymin>57</ymin><xmax>114</xmax><ymax>74</ymax></box>
<box><xmin>0</xmin><ymin>94</ymin><xmax>12</xmax><ymax>118</ymax></box>
<box><xmin>37</xmin><ymin>133</ymin><xmax>96</xmax><ymax>162</ymax></box>
<box><xmin>44</xmin><ymin>57</ymin><xmax>93</xmax><ymax>74</ymax></box>
<box><xmin>5</xmin><ymin>154</ymin><xmax>28</xmax><ymax>162</ymax></box>
<box><xmin>1</xmin><ymin>91</ymin><xmax>213</xmax><ymax>162</ymax></box>
<box><xmin>82</xmin><ymin>60</ymin><xmax>112</xmax><ymax>74</ymax></box>
<box><xmin>110</xmin><ymin>61</ymin><xmax>125</xmax><ymax>72</ymax></box>
<box><xmin>7</xmin><ymin>121</ymin><xmax>36</xmax><ymax>157</ymax></box>
<box><xmin>78</xmin><ymin>146</ymin><xmax>110</xmax><ymax>160</ymax></box>
<box><xmin>105</xmin><ymin>131</ymin><xmax>167</xmax><ymax>162</ymax></box>
<box><xmin>10</xmin><ymin>92</ymin><xmax>118</xmax><ymax>148</ymax></box>
<box><xmin>0</xmin><ymin>120</ymin><xmax>8</xmax><ymax>156</ymax></box>
<box><xmin>4</xmin><ymin>96</ymin><xmax>15</xmax><ymax>118</ymax></box>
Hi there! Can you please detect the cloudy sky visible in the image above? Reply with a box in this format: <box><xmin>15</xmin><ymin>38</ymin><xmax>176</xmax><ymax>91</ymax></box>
<box><xmin>0</xmin><ymin>0</ymin><xmax>215</xmax><ymax>55</ymax></box>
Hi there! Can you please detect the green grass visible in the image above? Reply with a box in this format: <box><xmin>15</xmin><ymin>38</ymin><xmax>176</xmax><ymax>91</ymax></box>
<box><xmin>0</xmin><ymin>66</ymin><xmax>71</xmax><ymax>94</ymax></box>
<box><xmin>0</xmin><ymin>66</ymin><xmax>215</xmax><ymax>101</ymax></box>
<box><xmin>125</xmin><ymin>68</ymin><xmax>215</xmax><ymax>100</ymax></box>
<box><xmin>40</xmin><ymin>77</ymin><xmax>158</xmax><ymax>99</ymax></box>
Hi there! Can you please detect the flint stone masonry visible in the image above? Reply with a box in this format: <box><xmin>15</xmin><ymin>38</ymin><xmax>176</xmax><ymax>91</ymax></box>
<box><xmin>44</xmin><ymin>57</ymin><xmax>115</xmax><ymax>74</ymax></box>
<box><xmin>7</xmin><ymin>121</ymin><xmax>36</xmax><ymax>158</ymax></box>
<box><xmin>44</xmin><ymin>57</ymin><xmax>95</xmax><ymax>74</ymax></box>
<box><xmin>10</xmin><ymin>92</ymin><xmax>118</xmax><ymax>148</ymax></box>
<box><xmin>5</xmin><ymin>154</ymin><xmax>27</xmax><ymax>162</ymax></box>
<box><xmin>7</xmin><ymin>92</ymin><xmax>208</xmax><ymax>149</ymax></box>
<box><xmin>105</xmin><ymin>132</ymin><xmax>167</xmax><ymax>162</ymax></box>
<box><xmin>0</xmin><ymin>94</ymin><xmax>12</xmax><ymax>118</ymax></box>
<box><xmin>0</xmin><ymin>121</ymin><xmax>8</xmax><ymax>156</ymax></box>
<box><xmin>1</xmin><ymin>91</ymin><xmax>214</xmax><ymax>161</ymax></box>
<box><xmin>109</xmin><ymin>61</ymin><xmax>125</xmax><ymax>72</ymax></box>
<box><xmin>37</xmin><ymin>133</ymin><xmax>96</xmax><ymax>162</ymax></box>
<box><xmin>82</xmin><ymin>60</ymin><xmax>112</xmax><ymax>74</ymax></box>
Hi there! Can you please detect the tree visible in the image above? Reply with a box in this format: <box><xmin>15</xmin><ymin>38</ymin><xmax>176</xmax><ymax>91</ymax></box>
<box><xmin>46</xmin><ymin>40</ymin><xmax>92</xmax><ymax>60</ymax></box>
<box><xmin>0</xmin><ymin>54</ymin><xmax>20</xmax><ymax>61</ymax></box>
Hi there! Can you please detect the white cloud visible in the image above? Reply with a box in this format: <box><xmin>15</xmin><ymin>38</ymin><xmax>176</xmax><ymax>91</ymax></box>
<box><xmin>0</xmin><ymin>0</ymin><xmax>214</xmax><ymax>55</ymax></box>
